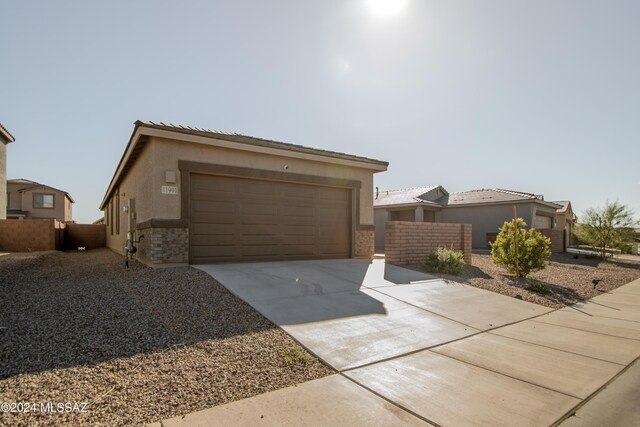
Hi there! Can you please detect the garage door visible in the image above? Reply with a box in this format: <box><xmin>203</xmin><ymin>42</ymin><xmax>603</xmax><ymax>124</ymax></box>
<box><xmin>189</xmin><ymin>174</ymin><xmax>352</xmax><ymax>263</ymax></box>
<box><xmin>533</xmin><ymin>215</ymin><xmax>552</xmax><ymax>229</ymax></box>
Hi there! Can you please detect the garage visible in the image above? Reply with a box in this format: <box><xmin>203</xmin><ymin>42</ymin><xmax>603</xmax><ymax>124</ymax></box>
<box><xmin>533</xmin><ymin>214</ymin><xmax>552</xmax><ymax>229</ymax></box>
<box><xmin>189</xmin><ymin>174</ymin><xmax>351</xmax><ymax>263</ymax></box>
<box><xmin>100</xmin><ymin>121</ymin><xmax>387</xmax><ymax>267</ymax></box>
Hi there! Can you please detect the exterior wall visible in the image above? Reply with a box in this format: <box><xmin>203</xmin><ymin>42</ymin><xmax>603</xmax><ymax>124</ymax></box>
<box><xmin>104</xmin><ymin>136</ymin><xmax>379</xmax><ymax>265</ymax></box>
<box><xmin>0</xmin><ymin>142</ymin><xmax>6</xmax><ymax>220</ymax></box>
<box><xmin>65</xmin><ymin>224</ymin><xmax>106</xmax><ymax>250</ymax></box>
<box><xmin>0</xmin><ymin>219</ymin><xmax>64</xmax><ymax>251</ymax></box>
<box><xmin>105</xmin><ymin>140</ymin><xmax>155</xmax><ymax>255</ymax></box>
<box><xmin>374</xmin><ymin>209</ymin><xmax>390</xmax><ymax>252</ymax></box>
<box><xmin>385</xmin><ymin>221</ymin><xmax>472</xmax><ymax>265</ymax></box>
<box><xmin>538</xmin><ymin>228</ymin><xmax>565</xmax><ymax>253</ymax></box>
<box><xmin>440</xmin><ymin>203</ymin><xmax>537</xmax><ymax>249</ymax></box>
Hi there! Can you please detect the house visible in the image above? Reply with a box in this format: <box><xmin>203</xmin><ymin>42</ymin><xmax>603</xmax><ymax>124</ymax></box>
<box><xmin>1</xmin><ymin>123</ymin><xmax>16</xmax><ymax>220</ymax></box>
<box><xmin>6</xmin><ymin>179</ymin><xmax>74</xmax><ymax>222</ymax></box>
<box><xmin>553</xmin><ymin>200</ymin><xmax>577</xmax><ymax>248</ymax></box>
<box><xmin>100</xmin><ymin>120</ymin><xmax>388</xmax><ymax>267</ymax></box>
<box><xmin>374</xmin><ymin>187</ymin><xmax>562</xmax><ymax>250</ymax></box>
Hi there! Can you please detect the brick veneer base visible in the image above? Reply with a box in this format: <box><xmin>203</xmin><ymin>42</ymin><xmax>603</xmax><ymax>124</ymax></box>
<box><xmin>385</xmin><ymin>221</ymin><xmax>472</xmax><ymax>265</ymax></box>
<box><xmin>538</xmin><ymin>228</ymin><xmax>565</xmax><ymax>253</ymax></box>
<box><xmin>355</xmin><ymin>229</ymin><xmax>374</xmax><ymax>259</ymax></box>
<box><xmin>136</xmin><ymin>225</ymin><xmax>188</xmax><ymax>266</ymax></box>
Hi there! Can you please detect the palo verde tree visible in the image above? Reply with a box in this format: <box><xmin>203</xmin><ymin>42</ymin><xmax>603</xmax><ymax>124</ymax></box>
<box><xmin>491</xmin><ymin>218</ymin><xmax>551</xmax><ymax>278</ymax></box>
<box><xmin>574</xmin><ymin>200</ymin><xmax>636</xmax><ymax>259</ymax></box>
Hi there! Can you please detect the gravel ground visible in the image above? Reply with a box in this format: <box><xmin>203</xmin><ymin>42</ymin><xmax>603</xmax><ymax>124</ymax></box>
<box><xmin>408</xmin><ymin>251</ymin><xmax>640</xmax><ymax>309</ymax></box>
<box><xmin>0</xmin><ymin>249</ymin><xmax>333</xmax><ymax>426</ymax></box>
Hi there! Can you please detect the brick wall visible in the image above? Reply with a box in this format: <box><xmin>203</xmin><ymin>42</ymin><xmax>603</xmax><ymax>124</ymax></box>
<box><xmin>538</xmin><ymin>228</ymin><xmax>565</xmax><ymax>253</ymax></box>
<box><xmin>385</xmin><ymin>221</ymin><xmax>472</xmax><ymax>265</ymax></box>
<box><xmin>355</xmin><ymin>228</ymin><xmax>374</xmax><ymax>259</ymax></box>
<box><xmin>136</xmin><ymin>224</ymin><xmax>188</xmax><ymax>266</ymax></box>
<box><xmin>0</xmin><ymin>219</ymin><xmax>65</xmax><ymax>252</ymax></box>
<box><xmin>65</xmin><ymin>224</ymin><xmax>106</xmax><ymax>250</ymax></box>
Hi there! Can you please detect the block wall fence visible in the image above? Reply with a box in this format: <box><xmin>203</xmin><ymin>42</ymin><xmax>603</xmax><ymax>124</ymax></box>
<box><xmin>385</xmin><ymin>221</ymin><xmax>472</xmax><ymax>265</ymax></box>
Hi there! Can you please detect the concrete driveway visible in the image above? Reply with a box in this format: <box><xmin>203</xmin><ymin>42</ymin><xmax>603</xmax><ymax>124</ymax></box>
<box><xmin>196</xmin><ymin>259</ymin><xmax>549</xmax><ymax>371</ymax></box>
<box><xmin>184</xmin><ymin>260</ymin><xmax>640</xmax><ymax>426</ymax></box>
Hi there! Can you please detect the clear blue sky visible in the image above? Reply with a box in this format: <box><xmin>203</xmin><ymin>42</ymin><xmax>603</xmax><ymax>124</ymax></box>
<box><xmin>2</xmin><ymin>0</ymin><xmax>638</xmax><ymax>224</ymax></box>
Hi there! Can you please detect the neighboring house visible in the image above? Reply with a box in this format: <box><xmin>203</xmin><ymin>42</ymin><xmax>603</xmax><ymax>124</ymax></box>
<box><xmin>374</xmin><ymin>187</ymin><xmax>561</xmax><ymax>250</ymax></box>
<box><xmin>1</xmin><ymin>123</ymin><xmax>16</xmax><ymax>220</ymax></box>
<box><xmin>553</xmin><ymin>200</ymin><xmax>577</xmax><ymax>247</ymax></box>
<box><xmin>6</xmin><ymin>179</ymin><xmax>74</xmax><ymax>222</ymax></box>
<box><xmin>100</xmin><ymin>120</ymin><xmax>388</xmax><ymax>267</ymax></box>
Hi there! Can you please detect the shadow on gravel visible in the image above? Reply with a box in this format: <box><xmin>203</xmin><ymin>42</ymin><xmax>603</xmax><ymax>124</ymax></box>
<box><xmin>0</xmin><ymin>249</ymin><xmax>278</xmax><ymax>379</ymax></box>
<box><xmin>549</xmin><ymin>253</ymin><xmax>640</xmax><ymax>272</ymax></box>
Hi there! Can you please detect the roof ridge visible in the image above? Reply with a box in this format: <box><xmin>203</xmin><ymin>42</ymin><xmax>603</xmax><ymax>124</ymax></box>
<box><xmin>379</xmin><ymin>185</ymin><xmax>439</xmax><ymax>193</ymax></box>
<box><xmin>494</xmin><ymin>188</ymin><xmax>541</xmax><ymax>200</ymax></box>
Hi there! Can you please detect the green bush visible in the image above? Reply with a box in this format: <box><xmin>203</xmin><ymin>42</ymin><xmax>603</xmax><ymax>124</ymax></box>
<box><xmin>423</xmin><ymin>247</ymin><xmax>465</xmax><ymax>275</ymax></box>
<box><xmin>525</xmin><ymin>279</ymin><xmax>551</xmax><ymax>295</ymax></box>
<box><xmin>491</xmin><ymin>219</ymin><xmax>551</xmax><ymax>278</ymax></box>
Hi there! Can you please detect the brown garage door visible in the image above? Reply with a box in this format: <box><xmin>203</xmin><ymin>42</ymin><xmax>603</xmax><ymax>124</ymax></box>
<box><xmin>189</xmin><ymin>174</ymin><xmax>352</xmax><ymax>263</ymax></box>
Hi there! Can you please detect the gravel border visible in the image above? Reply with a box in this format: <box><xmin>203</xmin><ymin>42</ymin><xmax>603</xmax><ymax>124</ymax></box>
<box><xmin>407</xmin><ymin>251</ymin><xmax>640</xmax><ymax>309</ymax></box>
<box><xmin>0</xmin><ymin>250</ymin><xmax>333</xmax><ymax>426</ymax></box>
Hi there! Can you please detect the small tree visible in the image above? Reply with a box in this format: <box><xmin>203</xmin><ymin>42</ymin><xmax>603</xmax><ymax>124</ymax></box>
<box><xmin>577</xmin><ymin>200</ymin><xmax>636</xmax><ymax>259</ymax></box>
<box><xmin>491</xmin><ymin>218</ymin><xmax>551</xmax><ymax>278</ymax></box>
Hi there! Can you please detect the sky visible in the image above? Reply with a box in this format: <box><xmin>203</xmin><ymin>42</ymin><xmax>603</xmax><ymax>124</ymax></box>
<box><xmin>1</xmin><ymin>0</ymin><xmax>638</xmax><ymax>224</ymax></box>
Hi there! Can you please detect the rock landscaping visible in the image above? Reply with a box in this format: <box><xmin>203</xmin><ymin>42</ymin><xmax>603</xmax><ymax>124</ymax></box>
<box><xmin>409</xmin><ymin>251</ymin><xmax>640</xmax><ymax>309</ymax></box>
<box><xmin>0</xmin><ymin>249</ymin><xmax>333</xmax><ymax>426</ymax></box>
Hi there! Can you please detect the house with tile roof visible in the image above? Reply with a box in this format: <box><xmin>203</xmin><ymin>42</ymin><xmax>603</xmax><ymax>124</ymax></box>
<box><xmin>6</xmin><ymin>179</ymin><xmax>74</xmax><ymax>222</ymax></box>
<box><xmin>100</xmin><ymin>120</ymin><xmax>387</xmax><ymax>267</ymax></box>
<box><xmin>374</xmin><ymin>186</ymin><xmax>562</xmax><ymax>251</ymax></box>
<box><xmin>1</xmin><ymin>123</ymin><xmax>16</xmax><ymax>220</ymax></box>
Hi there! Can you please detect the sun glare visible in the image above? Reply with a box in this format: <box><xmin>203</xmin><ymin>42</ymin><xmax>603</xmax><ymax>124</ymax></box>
<box><xmin>366</xmin><ymin>0</ymin><xmax>409</xmax><ymax>17</ymax></box>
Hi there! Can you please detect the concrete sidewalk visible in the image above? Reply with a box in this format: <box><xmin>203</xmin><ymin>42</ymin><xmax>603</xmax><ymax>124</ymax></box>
<box><xmin>157</xmin><ymin>264</ymin><xmax>640</xmax><ymax>426</ymax></box>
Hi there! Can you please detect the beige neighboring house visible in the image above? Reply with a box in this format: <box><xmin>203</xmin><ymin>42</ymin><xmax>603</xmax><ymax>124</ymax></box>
<box><xmin>553</xmin><ymin>200</ymin><xmax>577</xmax><ymax>247</ymax></box>
<box><xmin>1</xmin><ymin>123</ymin><xmax>16</xmax><ymax>220</ymax></box>
<box><xmin>6</xmin><ymin>179</ymin><xmax>74</xmax><ymax>222</ymax></box>
<box><xmin>374</xmin><ymin>187</ymin><xmax>562</xmax><ymax>250</ymax></box>
<box><xmin>100</xmin><ymin>120</ymin><xmax>388</xmax><ymax>267</ymax></box>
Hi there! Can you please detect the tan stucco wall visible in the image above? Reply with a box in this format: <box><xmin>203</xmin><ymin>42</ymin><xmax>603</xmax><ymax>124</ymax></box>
<box><xmin>0</xmin><ymin>143</ymin><xmax>6</xmax><ymax>220</ymax></box>
<box><xmin>104</xmin><ymin>139</ymin><xmax>155</xmax><ymax>254</ymax></box>
<box><xmin>148</xmin><ymin>137</ymin><xmax>376</xmax><ymax>225</ymax></box>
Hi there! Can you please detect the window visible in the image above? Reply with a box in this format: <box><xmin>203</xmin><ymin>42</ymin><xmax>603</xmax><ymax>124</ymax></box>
<box><xmin>33</xmin><ymin>193</ymin><xmax>55</xmax><ymax>209</ymax></box>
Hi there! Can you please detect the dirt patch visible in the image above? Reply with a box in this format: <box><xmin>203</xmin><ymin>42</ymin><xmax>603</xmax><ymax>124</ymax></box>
<box><xmin>0</xmin><ymin>249</ymin><xmax>333</xmax><ymax>426</ymax></box>
<box><xmin>407</xmin><ymin>252</ymin><xmax>640</xmax><ymax>309</ymax></box>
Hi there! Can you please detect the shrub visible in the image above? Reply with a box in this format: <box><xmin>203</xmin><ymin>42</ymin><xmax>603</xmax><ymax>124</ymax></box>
<box><xmin>423</xmin><ymin>247</ymin><xmax>465</xmax><ymax>275</ymax></box>
<box><xmin>525</xmin><ymin>279</ymin><xmax>551</xmax><ymax>295</ymax></box>
<box><xmin>491</xmin><ymin>218</ymin><xmax>551</xmax><ymax>278</ymax></box>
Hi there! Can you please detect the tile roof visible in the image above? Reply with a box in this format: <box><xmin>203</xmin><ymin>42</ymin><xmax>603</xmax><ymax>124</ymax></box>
<box><xmin>374</xmin><ymin>186</ymin><xmax>442</xmax><ymax>207</ymax></box>
<box><xmin>551</xmin><ymin>200</ymin><xmax>570</xmax><ymax>213</ymax></box>
<box><xmin>138</xmin><ymin>121</ymin><xmax>389</xmax><ymax>167</ymax></box>
<box><xmin>447</xmin><ymin>188</ymin><xmax>543</xmax><ymax>205</ymax></box>
<box><xmin>0</xmin><ymin>122</ymin><xmax>15</xmax><ymax>143</ymax></box>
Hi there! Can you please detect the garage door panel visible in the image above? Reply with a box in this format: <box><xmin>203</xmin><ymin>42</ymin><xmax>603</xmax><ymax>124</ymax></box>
<box><xmin>283</xmin><ymin>225</ymin><xmax>315</xmax><ymax>236</ymax></box>
<box><xmin>283</xmin><ymin>205</ymin><xmax>317</xmax><ymax>218</ymax></box>
<box><xmin>189</xmin><ymin>174</ymin><xmax>351</xmax><ymax>263</ymax></box>
<box><xmin>191</xmin><ymin>199</ymin><xmax>236</xmax><ymax>214</ymax></box>
<box><xmin>191</xmin><ymin>223</ymin><xmax>236</xmax><ymax>236</ymax></box>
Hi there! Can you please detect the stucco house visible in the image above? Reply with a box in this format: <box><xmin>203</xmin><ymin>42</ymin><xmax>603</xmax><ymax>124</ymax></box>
<box><xmin>374</xmin><ymin>186</ymin><xmax>562</xmax><ymax>250</ymax></box>
<box><xmin>553</xmin><ymin>200</ymin><xmax>577</xmax><ymax>247</ymax></box>
<box><xmin>1</xmin><ymin>123</ymin><xmax>16</xmax><ymax>220</ymax></box>
<box><xmin>6</xmin><ymin>179</ymin><xmax>74</xmax><ymax>222</ymax></box>
<box><xmin>100</xmin><ymin>120</ymin><xmax>388</xmax><ymax>267</ymax></box>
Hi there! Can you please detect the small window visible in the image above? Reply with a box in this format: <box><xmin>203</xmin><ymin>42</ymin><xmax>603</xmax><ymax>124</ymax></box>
<box><xmin>33</xmin><ymin>193</ymin><xmax>55</xmax><ymax>209</ymax></box>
